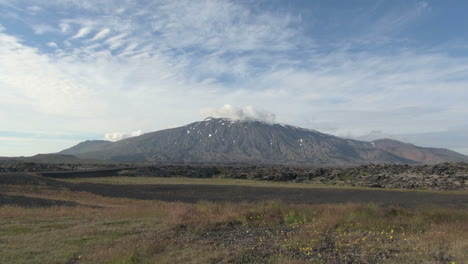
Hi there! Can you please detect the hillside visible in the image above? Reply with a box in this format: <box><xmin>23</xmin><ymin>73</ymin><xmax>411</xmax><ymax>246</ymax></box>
<box><xmin>372</xmin><ymin>138</ymin><xmax>468</xmax><ymax>164</ymax></box>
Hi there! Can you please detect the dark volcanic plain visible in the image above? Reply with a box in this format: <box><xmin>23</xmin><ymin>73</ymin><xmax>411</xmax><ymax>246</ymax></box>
<box><xmin>71</xmin><ymin>182</ymin><xmax>468</xmax><ymax>209</ymax></box>
<box><xmin>1</xmin><ymin>171</ymin><xmax>467</xmax><ymax>210</ymax></box>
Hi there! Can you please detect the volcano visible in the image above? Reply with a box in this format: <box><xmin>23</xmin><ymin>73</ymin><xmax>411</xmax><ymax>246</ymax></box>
<box><xmin>59</xmin><ymin>118</ymin><xmax>468</xmax><ymax>165</ymax></box>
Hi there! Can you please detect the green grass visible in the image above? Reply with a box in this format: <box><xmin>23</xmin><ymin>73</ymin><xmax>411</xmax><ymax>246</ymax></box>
<box><xmin>0</xmin><ymin>202</ymin><xmax>167</xmax><ymax>264</ymax></box>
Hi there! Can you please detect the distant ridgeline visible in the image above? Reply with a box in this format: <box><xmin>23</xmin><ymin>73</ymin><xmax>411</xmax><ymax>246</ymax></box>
<box><xmin>58</xmin><ymin>118</ymin><xmax>468</xmax><ymax>166</ymax></box>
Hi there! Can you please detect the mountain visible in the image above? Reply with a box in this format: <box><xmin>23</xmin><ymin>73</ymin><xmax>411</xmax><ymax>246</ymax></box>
<box><xmin>371</xmin><ymin>138</ymin><xmax>468</xmax><ymax>164</ymax></box>
<box><xmin>60</xmin><ymin>140</ymin><xmax>112</xmax><ymax>155</ymax></box>
<box><xmin>59</xmin><ymin>118</ymin><xmax>468</xmax><ymax>165</ymax></box>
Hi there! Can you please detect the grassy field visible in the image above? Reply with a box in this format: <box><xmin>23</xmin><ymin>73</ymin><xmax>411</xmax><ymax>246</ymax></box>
<box><xmin>1</xmin><ymin>180</ymin><xmax>467</xmax><ymax>264</ymax></box>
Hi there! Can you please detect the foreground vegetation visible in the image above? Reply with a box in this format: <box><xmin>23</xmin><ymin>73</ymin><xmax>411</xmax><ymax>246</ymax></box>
<box><xmin>1</xmin><ymin>183</ymin><xmax>467</xmax><ymax>264</ymax></box>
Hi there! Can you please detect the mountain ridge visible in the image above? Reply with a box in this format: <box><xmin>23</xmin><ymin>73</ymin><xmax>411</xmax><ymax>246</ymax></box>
<box><xmin>59</xmin><ymin>118</ymin><xmax>468</xmax><ymax>165</ymax></box>
<box><xmin>371</xmin><ymin>138</ymin><xmax>468</xmax><ymax>164</ymax></box>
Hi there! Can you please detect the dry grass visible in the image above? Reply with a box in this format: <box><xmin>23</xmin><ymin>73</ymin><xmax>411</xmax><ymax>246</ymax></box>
<box><xmin>0</xmin><ymin>184</ymin><xmax>467</xmax><ymax>264</ymax></box>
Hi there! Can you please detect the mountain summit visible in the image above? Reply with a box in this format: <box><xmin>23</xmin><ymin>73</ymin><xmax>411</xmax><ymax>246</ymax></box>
<box><xmin>60</xmin><ymin>118</ymin><xmax>468</xmax><ymax>165</ymax></box>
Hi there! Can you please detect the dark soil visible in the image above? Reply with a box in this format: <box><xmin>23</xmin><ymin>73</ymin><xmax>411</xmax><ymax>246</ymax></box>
<box><xmin>0</xmin><ymin>173</ymin><xmax>72</xmax><ymax>188</ymax></box>
<box><xmin>39</xmin><ymin>168</ymin><xmax>134</xmax><ymax>179</ymax></box>
<box><xmin>70</xmin><ymin>182</ymin><xmax>468</xmax><ymax>209</ymax></box>
<box><xmin>0</xmin><ymin>193</ymin><xmax>79</xmax><ymax>207</ymax></box>
<box><xmin>1</xmin><ymin>172</ymin><xmax>467</xmax><ymax>209</ymax></box>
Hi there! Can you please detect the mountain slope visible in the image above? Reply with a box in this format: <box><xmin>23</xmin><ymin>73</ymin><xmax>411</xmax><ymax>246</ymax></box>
<box><xmin>60</xmin><ymin>140</ymin><xmax>112</xmax><ymax>155</ymax></box>
<box><xmin>60</xmin><ymin>118</ymin><xmax>420</xmax><ymax>165</ymax></box>
<box><xmin>372</xmin><ymin>138</ymin><xmax>468</xmax><ymax>165</ymax></box>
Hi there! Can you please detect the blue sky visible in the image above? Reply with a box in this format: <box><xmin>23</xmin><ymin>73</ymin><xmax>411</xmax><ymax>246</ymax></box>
<box><xmin>1</xmin><ymin>0</ymin><xmax>468</xmax><ymax>156</ymax></box>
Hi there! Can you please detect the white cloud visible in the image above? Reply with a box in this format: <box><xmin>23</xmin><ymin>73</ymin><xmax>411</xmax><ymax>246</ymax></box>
<box><xmin>91</xmin><ymin>28</ymin><xmax>110</xmax><ymax>41</ymax></box>
<box><xmin>26</xmin><ymin>5</ymin><xmax>42</xmax><ymax>14</ymax></box>
<box><xmin>104</xmin><ymin>130</ymin><xmax>143</xmax><ymax>141</ymax></box>
<box><xmin>105</xmin><ymin>33</ymin><xmax>127</xmax><ymax>49</ymax></box>
<box><xmin>0</xmin><ymin>32</ymin><xmax>99</xmax><ymax>116</ymax></box>
<box><xmin>368</xmin><ymin>2</ymin><xmax>428</xmax><ymax>35</ymax></box>
<box><xmin>47</xmin><ymin>42</ymin><xmax>58</xmax><ymax>48</ymax></box>
<box><xmin>27</xmin><ymin>5</ymin><xmax>42</xmax><ymax>11</ymax></box>
<box><xmin>147</xmin><ymin>0</ymin><xmax>302</xmax><ymax>52</ymax></box>
<box><xmin>72</xmin><ymin>27</ymin><xmax>92</xmax><ymax>39</ymax></box>
<box><xmin>32</xmin><ymin>24</ymin><xmax>56</xmax><ymax>35</ymax></box>
<box><xmin>115</xmin><ymin>7</ymin><xmax>125</xmax><ymax>14</ymax></box>
<box><xmin>200</xmin><ymin>104</ymin><xmax>276</xmax><ymax>123</ymax></box>
<box><xmin>59</xmin><ymin>23</ymin><xmax>70</xmax><ymax>33</ymax></box>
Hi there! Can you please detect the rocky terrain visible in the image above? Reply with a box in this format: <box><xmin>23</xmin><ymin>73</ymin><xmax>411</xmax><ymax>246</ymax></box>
<box><xmin>111</xmin><ymin>163</ymin><xmax>468</xmax><ymax>190</ymax></box>
<box><xmin>1</xmin><ymin>162</ymin><xmax>466</xmax><ymax>191</ymax></box>
<box><xmin>59</xmin><ymin>117</ymin><xmax>468</xmax><ymax>165</ymax></box>
<box><xmin>0</xmin><ymin>161</ymin><xmax>123</xmax><ymax>173</ymax></box>
<box><xmin>121</xmin><ymin>163</ymin><xmax>468</xmax><ymax>190</ymax></box>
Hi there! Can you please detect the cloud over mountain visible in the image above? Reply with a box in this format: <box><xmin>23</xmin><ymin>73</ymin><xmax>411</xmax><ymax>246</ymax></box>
<box><xmin>104</xmin><ymin>130</ymin><xmax>144</xmax><ymax>141</ymax></box>
<box><xmin>200</xmin><ymin>104</ymin><xmax>276</xmax><ymax>123</ymax></box>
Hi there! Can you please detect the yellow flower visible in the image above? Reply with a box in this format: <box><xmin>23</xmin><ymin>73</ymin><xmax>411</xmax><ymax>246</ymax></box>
<box><xmin>389</xmin><ymin>236</ymin><xmax>393</xmax><ymax>240</ymax></box>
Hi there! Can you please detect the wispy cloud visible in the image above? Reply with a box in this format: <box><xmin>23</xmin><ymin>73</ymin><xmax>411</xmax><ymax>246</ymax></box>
<box><xmin>368</xmin><ymin>1</ymin><xmax>429</xmax><ymax>36</ymax></box>
<box><xmin>32</xmin><ymin>24</ymin><xmax>57</xmax><ymax>35</ymax></box>
<box><xmin>91</xmin><ymin>28</ymin><xmax>110</xmax><ymax>41</ymax></box>
<box><xmin>71</xmin><ymin>26</ymin><xmax>92</xmax><ymax>39</ymax></box>
<box><xmin>26</xmin><ymin>5</ymin><xmax>42</xmax><ymax>13</ymax></box>
<box><xmin>0</xmin><ymin>0</ymin><xmax>467</xmax><ymax>155</ymax></box>
<box><xmin>0</xmin><ymin>32</ymin><xmax>100</xmax><ymax>116</ymax></box>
